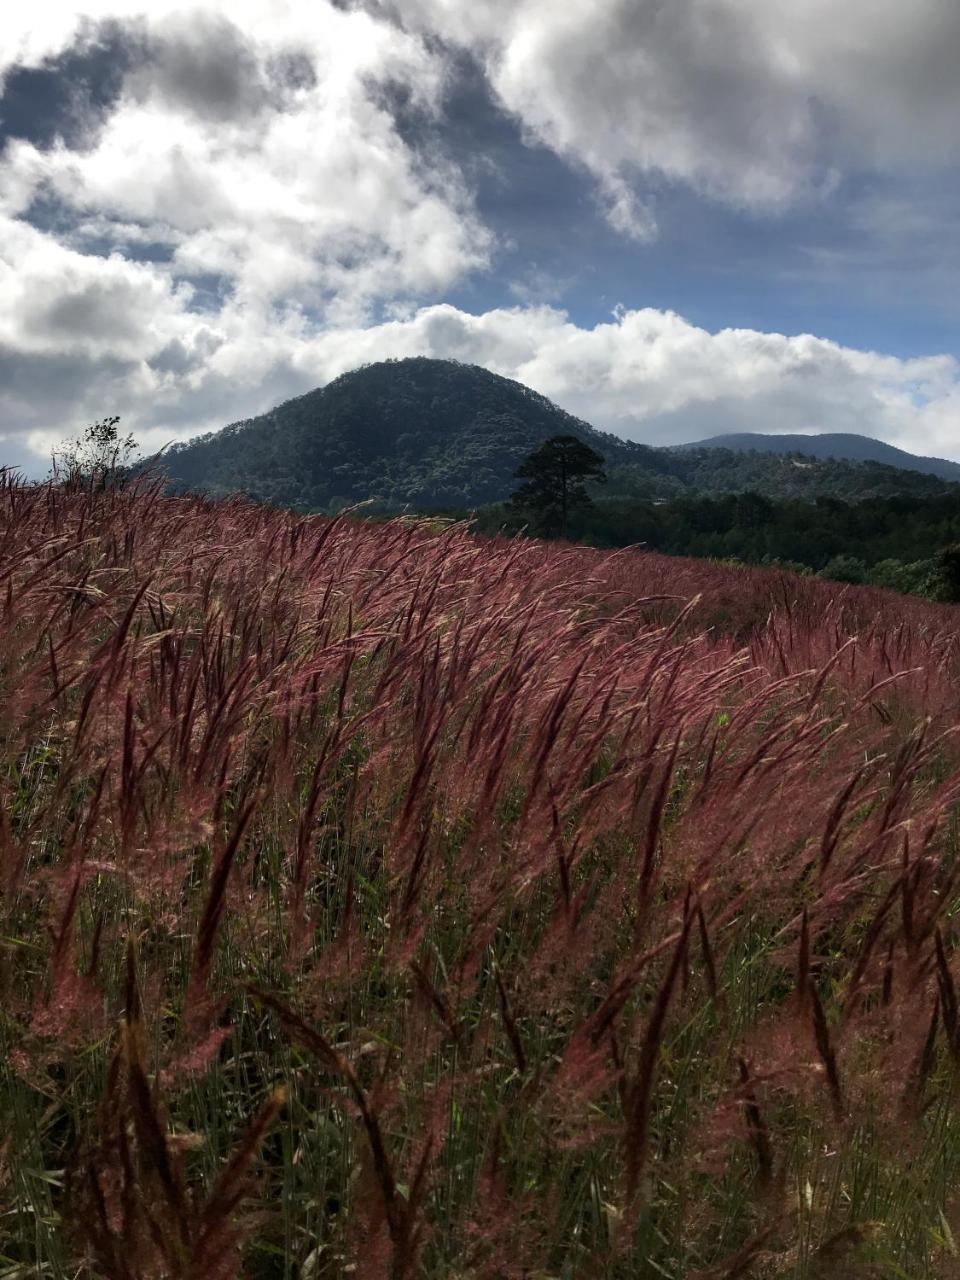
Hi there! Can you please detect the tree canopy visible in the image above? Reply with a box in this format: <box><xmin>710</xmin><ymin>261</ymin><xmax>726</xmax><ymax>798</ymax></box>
<box><xmin>510</xmin><ymin>434</ymin><xmax>606</xmax><ymax>535</ymax></box>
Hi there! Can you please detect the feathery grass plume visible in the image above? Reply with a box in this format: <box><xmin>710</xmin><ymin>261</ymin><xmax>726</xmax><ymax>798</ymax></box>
<box><xmin>808</xmin><ymin>982</ymin><xmax>843</xmax><ymax>1117</ymax></box>
<box><xmin>493</xmin><ymin>962</ymin><xmax>527</xmax><ymax>1076</ymax></box>
<box><xmin>6</xmin><ymin>471</ymin><xmax>960</xmax><ymax>1275</ymax></box>
<box><xmin>905</xmin><ymin>994</ymin><xmax>942</xmax><ymax>1118</ymax></box>
<box><xmin>935</xmin><ymin>928</ymin><xmax>960</xmax><ymax>1061</ymax></box>
<box><xmin>796</xmin><ymin>905</ymin><xmax>811</xmax><ymax>1010</ymax></box>
<box><xmin>697</xmin><ymin>903</ymin><xmax>720</xmax><ymax>1008</ymax></box>
<box><xmin>190</xmin><ymin>1085</ymin><xmax>287</xmax><ymax>1273</ymax></box>
<box><xmin>248</xmin><ymin>988</ymin><xmax>428</xmax><ymax>1276</ymax></box>
<box><xmin>186</xmin><ymin>795</ymin><xmax>258</xmax><ymax>1026</ymax></box>
<box><xmin>70</xmin><ymin>1013</ymin><xmax>284</xmax><ymax>1278</ymax></box>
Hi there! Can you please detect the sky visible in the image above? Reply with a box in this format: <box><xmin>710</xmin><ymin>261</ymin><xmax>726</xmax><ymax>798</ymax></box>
<box><xmin>2</xmin><ymin>1</ymin><xmax>960</xmax><ymax>475</ymax></box>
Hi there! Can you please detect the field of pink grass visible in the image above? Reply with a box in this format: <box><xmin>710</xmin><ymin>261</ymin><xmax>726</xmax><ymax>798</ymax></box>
<box><xmin>4</xmin><ymin>472</ymin><xmax>960</xmax><ymax>1278</ymax></box>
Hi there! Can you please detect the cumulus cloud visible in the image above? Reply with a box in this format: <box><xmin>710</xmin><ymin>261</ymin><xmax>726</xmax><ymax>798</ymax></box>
<box><xmin>6</xmin><ymin>282</ymin><xmax>960</xmax><ymax>473</ymax></box>
<box><xmin>389</xmin><ymin>0</ymin><xmax>960</xmax><ymax>232</ymax></box>
<box><xmin>2</xmin><ymin>2</ymin><xmax>960</xmax><ymax>474</ymax></box>
<box><xmin>288</xmin><ymin>304</ymin><xmax>960</xmax><ymax>460</ymax></box>
<box><xmin>1</xmin><ymin>2</ymin><xmax>490</xmax><ymax>317</ymax></box>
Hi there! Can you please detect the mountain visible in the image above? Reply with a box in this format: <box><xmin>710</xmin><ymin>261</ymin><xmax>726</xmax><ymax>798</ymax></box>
<box><xmin>676</xmin><ymin>432</ymin><xmax>960</xmax><ymax>482</ymax></box>
<box><xmin>153</xmin><ymin>357</ymin><xmax>669</xmax><ymax>510</ymax></box>
<box><xmin>151</xmin><ymin>359</ymin><xmax>959</xmax><ymax>511</ymax></box>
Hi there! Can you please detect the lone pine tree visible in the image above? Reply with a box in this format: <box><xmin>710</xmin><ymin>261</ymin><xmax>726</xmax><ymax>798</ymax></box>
<box><xmin>510</xmin><ymin>434</ymin><xmax>606</xmax><ymax>536</ymax></box>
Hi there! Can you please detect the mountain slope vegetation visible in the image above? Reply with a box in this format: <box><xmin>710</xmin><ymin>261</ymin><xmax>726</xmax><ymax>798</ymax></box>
<box><xmin>678</xmin><ymin>430</ymin><xmax>960</xmax><ymax>482</ymax></box>
<box><xmin>152</xmin><ymin>358</ymin><xmax>960</xmax><ymax>510</ymax></box>
<box><xmin>155</xmin><ymin>357</ymin><xmax>667</xmax><ymax>510</ymax></box>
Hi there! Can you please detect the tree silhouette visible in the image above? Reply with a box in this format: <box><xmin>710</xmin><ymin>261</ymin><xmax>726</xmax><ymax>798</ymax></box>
<box><xmin>510</xmin><ymin>435</ymin><xmax>606</xmax><ymax>537</ymax></box>
<box><xmin>52</xmin><ymin>416</ymin><xmax>138</xmax><ymax>490</ymax></box>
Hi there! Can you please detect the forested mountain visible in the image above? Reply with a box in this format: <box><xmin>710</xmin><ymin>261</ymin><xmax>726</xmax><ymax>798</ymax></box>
<box><xmin>153</xmin><ymin>357</ymin><xmax>667</xmax><ymax>510</ymax></box>
<box><xmin>677</xmin><ymin>431</ymin><xmax>960</xmax><ymax>482</ymax></box>
<box><xmin>653</xmin><ymin>447</ymin><xmax>956</xmax><ymax>500</ymax></box>
<box><xmin>150</xmin><ymin>357</ymin><xmax>960</xmax><ymax>510</ymax></box>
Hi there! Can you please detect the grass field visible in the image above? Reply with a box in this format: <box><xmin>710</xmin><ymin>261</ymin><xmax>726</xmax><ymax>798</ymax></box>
<box><xmin>4</xmin><ymin>472</ymin><xmax>960</xmax><ymax>1278</ymax></box>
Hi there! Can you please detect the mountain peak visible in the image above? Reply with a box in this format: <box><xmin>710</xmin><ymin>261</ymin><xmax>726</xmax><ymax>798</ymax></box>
<box><xmin>156</xmin><ymin>357</ymin><xmax>656</xmax><ymax>510</ymax></box>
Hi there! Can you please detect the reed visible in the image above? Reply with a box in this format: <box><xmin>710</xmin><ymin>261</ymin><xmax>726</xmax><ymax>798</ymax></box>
<box><xmin>3</xmin><ymin>470</ymin><xmax>960</xmax><ymax>1277</ymax></box>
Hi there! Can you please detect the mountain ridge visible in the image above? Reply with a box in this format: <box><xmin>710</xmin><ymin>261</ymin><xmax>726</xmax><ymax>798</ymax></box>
<box><xmin>675</xmin><ymin>431</ymin><xmax>960</xmax><ymax>482</ymax></box>
<box><xmin>151</xmin><ymin>358</ymin><xmax>959</xmax><ymax>509</ymax></box>
<box><xmin>154</xmin><ymin>357</ymin><xmax>669</xmax><ymax>509</ymax></box>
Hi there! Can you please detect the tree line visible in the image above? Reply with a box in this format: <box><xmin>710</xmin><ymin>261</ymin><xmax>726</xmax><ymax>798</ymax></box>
<box><xmin>489</xmin><ymin>434</ymin><xmax>960</xmax><ymax>601</ymax></box>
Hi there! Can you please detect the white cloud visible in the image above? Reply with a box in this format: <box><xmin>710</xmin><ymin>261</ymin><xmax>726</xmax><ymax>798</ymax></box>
<box><xmin>5</xmin><ymin>271</ymin><xmax>960</xmax><ymax>472</ymax></box>
<box><xmin>3</xmin><ymin>3</ymin><xmax>960</xmax><ymax>474</ymax></box>
<box><xmin>8</xmin><ymin>1</ymin><xmax>960</xmax><ymax>248</ymax></box>
<box><xmin>392</xmin><ymin>0</ymin><xmax>960</xmax><ymax>231</ymax></box>
<box><xmin>1</xmin><ymin>3</ymin><xmax>490</xmax><ymax>317</ymax></box>
<box><xmin>289</xmin><ymin>304</ymin><xmax>960</xmax><ymax>460</ymax></box>
<box><xmin>0</xmin><ymin>217</ymin><xmax>197</xmax><ymax>360</ymax></box>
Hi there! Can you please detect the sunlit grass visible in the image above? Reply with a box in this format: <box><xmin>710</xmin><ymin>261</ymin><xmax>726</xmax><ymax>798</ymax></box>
<box><xmin>2</xmin><ymin>472</ymin><xmax>960</xmax><ymax>1277</ymax></box>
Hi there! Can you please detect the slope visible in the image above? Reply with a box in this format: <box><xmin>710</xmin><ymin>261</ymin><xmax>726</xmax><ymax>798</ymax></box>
<box><xmin>676</xmin><ymin>431</ymin><xmax>960</xmax><ymax>482</ymax></box>
<box><xmin>154</xmin><ymin>357</ymin><xmax>667</xmax><ymax>510</ymax></box>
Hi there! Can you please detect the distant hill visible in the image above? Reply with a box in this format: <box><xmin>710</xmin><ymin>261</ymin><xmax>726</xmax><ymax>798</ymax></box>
<box><xmin>150</xmin><ymin>360</ymin><xmax>960</xmax><ymax>511</ymax></box>
<box><xmin>153</xmin><ymin>357</ymin><xmax>668</xmax><ymax>510</ymax></box>
<box><xmin>676</xmin><ymin>432</ymin><xmax>960</xmax><ymax>482</ymax></box>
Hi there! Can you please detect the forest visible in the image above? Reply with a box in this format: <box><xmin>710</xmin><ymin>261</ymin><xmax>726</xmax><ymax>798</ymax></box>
<box><xmin>470</xmin><ymin>486</ymin><xmax>960</xmax><ymax>597</ymax></box>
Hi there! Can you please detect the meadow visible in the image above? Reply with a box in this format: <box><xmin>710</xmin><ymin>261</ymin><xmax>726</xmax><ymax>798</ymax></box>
<box><xmin>4</xmin><ymin>471</ymin><xmax>960</xmax><ymax>1278</ymax></box>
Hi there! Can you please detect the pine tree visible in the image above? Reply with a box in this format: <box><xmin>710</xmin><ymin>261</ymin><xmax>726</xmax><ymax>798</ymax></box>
<box><xmin>510</xmin><ymin>435</ymin><xmax>606</xmax><ymax>537</ymax></box>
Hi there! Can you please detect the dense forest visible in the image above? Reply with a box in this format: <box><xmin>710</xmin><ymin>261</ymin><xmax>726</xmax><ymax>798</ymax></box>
<box><xmin>149</xmin><ymin>358</ymin><xmax>960</xmax><ymax>510</ymax></box>
<box><xmin>610</xmin><ymin>447</ymin><xmax>957</xmax><ymax>502</ymax></box>
<box><xmin>152</xmin><ymin>357</ymin><xmax>657</xmax><ymax>509</ymax></box>
<box><xmin>471</xmin><ymin>487</ymin><xmax>960</xmax><ymax>596</ymax></box>
<box><xmin>676</xmin><ymin>430</ymin><xmax>960</xmax><ymax>481</ymax></box>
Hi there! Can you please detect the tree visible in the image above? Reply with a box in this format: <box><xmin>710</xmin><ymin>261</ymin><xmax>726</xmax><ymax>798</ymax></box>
<box><xmin>819</xmin><ymin>553</ymin><xmax>868</xmax><ymax>585</ymax></box>
<box><xmin>52</xmin><ymin>416</ymin><xmax>138</xmax><ymax>489</ymax></box>
<box><xmin>510</xmin><ymin>435</ymin><xmax>606</xmax><ymax>537</ymax></box>
<box><xmin>935</xmin><ymin>543</ymin><xmax>960</xmax><ymax>602</ymax></box>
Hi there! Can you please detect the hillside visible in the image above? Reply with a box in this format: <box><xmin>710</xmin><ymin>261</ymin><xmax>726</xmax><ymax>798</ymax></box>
<box><xmin>154</xmin><ymin>357</ymin><xmax>668</xmax><ymax>510</ymax></box>
<box><xmin>677</xmin><ymin>430</ymin><xmax>960</xmax><ymax>482</ymax></box>
<box><xmin>6</xmin><ymin>472</ymin><xmax>960</xmax><ymax>1277</ymax></box>
<box><xmin>153</xmin><ymin>358</ymin><xmax>960</xmax><ymax>510</ymax></box>
<box><xmin>658</xmin><ymin>445</ymin><xmax>957</xmax><ymax>500</ymax></box>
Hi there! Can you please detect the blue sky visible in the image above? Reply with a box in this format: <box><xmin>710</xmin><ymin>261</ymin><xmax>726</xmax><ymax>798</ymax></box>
<box><xmin>2</xmin><ymin>1</ymin><xmax>960</xmax><ymax>473</ymax></box>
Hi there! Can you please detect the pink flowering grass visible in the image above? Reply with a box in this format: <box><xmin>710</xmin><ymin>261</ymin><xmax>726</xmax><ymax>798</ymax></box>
<box><xmin>3</xmin><ymin>471</ymin><xmax>960</xmax><ymax>1277</ymax></box>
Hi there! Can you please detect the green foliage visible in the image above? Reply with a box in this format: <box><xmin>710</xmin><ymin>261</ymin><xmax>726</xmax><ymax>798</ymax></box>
<box><xmin>871</xmin><ymin>557</ymin><xmax>940</xmax><ymax>597</ymax></box>
<box><xmin>935</xmin><ymin>543</ymin><xmax>960</xmax><ymax>602</ymax></box>
<box><xmin>52</xmin><ymin>415</ymin><xmax>138</xmax><ymax>489</ymax></box>
<box><xmin>651</xmin><ymin>447</ymin><xmax>959</xmax><ymax>502</ymax></box>
<box><xmin>147</xmin><ymin>358</ymin><xmax>960</xmax><ymax>513</ymax></box>
<box><xmin>820</xmin><ymin>553</ymin><xmax>869</xmax><ymax>584</ymax></box>
<box><xmin>676</xmin><ymin>431</ymin><xmax>960</xmax><ymax>482</ymax></box>
<box><xmin>473</xmin><ymin>486</ymin><xmax>960</xmax><ymax>599</ymax></box>
<box><xmin>510</xmin><ymin>433</ymin><xmax>607</xmax><ymax>535</ymax></box>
